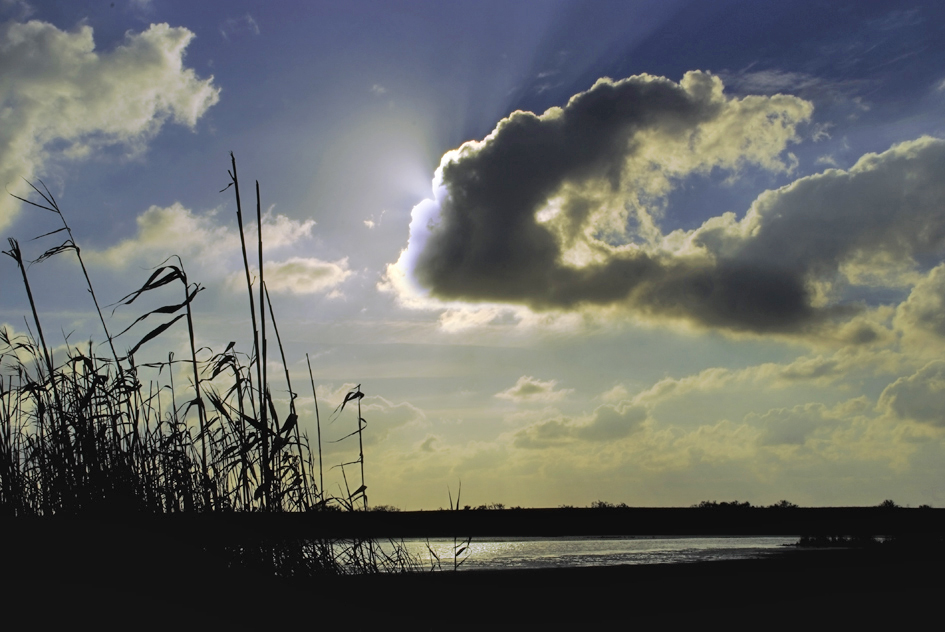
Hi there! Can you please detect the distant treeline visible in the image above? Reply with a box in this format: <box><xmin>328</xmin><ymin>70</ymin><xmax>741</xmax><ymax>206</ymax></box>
<box><xmin>367</xmin><ymin>498</ymin><xmax>932</xmax><ymax>512</ymax></box>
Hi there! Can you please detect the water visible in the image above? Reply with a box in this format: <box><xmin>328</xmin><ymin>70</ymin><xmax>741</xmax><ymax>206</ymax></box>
<box><xmin>382</xmin><ymin>535</ymin><xmax>797</xmax><ymax>571</ymax></box>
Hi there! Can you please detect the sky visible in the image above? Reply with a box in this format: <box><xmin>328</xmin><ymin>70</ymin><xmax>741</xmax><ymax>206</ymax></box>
<box><xmin>2</xmin><ymin>0</ymin><xmax>945</xmax><ymax>509</ymax></box>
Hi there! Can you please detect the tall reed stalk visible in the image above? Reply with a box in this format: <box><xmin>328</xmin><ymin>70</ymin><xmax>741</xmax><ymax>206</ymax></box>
<box><xmin>0</xmin><ymin>158</ymin><xmax>409</xmax><ymax>576</ymax></box>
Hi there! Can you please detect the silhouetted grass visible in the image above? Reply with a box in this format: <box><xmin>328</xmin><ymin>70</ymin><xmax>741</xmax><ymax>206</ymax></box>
<box><xmin>0</xmin><ymin>158</ymin><xmax>417</xmax><ymax>577</ymax></box>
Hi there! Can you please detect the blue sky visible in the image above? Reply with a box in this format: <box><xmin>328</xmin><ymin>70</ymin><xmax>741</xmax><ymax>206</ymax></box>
<box><xmin>3</xmin><ymin>0</ymin><xmax>945</xmax><ymax>508</ymax></box>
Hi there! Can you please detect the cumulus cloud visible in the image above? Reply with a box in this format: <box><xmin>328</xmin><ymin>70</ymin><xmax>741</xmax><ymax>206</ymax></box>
<box><xmin>0</xmin><ymin>20</ymin><xmax>219</xmax><ymax>231</ymax></box>
<box><xmin>88</xmin><ymin>203</ymin><xmax>234</xmax><ymax>270</ymax></box>
<box><xmin>387</xmin><ymin>71</ymin><xmax>813</xmax><ymax>328</ymax></box>
<box><xmin>753</xmin><ymin>403</ymin><xmax>834</xmax><ymax>446</ymax></box>
<box><xmin>895</xmin><ymin>264</ymin><xmax>945</xmax><ymax>346</ymax></box>
<box><xmin>388</xmin><ymin>68</ymin><xmax>945</xmax><ymax>339</ymax></box>
<box><xmin>260</xmin><ymin>257</ymin><xmax>352</xmax><ymax>295</ymax></box>
<box><xmin>85</xmin><ymin>203</ymin><xmax>350</xmax><ymax>295</ymax></box>
<box><xmin>879</xmin><ymin>362</ymin><xmax>945</xmax><ymax>426</ymax></box>
<box><xmin>89</xmin><ymin>203</ymin><xmax>310</xmax><ymax>265</ymax></box>
<box><xmin>359</xmin><ymin>395</ymin><xmax>426</xmax><ymax>444</ymax></box>
<box><xmin>495</xmin><ymin>375</ymin><xmax>572</xmax><ymax>403</ymax></box>
<box><xmin>513</xmin><ymin>401</ymin><xmax>646</xmax><ymax>448</ymax></box>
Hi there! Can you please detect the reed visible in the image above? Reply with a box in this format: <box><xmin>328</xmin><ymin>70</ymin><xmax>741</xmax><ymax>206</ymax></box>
<box><xmin>0</xmin><ymin>157</ymin><xmax>419</xmax><ymax>576</ymax></box>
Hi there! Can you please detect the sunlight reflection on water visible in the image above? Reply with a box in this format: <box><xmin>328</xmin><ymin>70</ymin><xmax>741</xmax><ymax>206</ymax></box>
<box><xmin>382</xmin><ymin>536</ymin><xmax>797</xmax><ymax>571</ymax></box>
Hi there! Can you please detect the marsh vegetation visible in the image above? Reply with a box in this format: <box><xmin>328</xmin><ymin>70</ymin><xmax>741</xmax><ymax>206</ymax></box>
<box><xmin>0</xmin><ymin>156</ymin><xmax>418</xmax><ymax>577</ymax></box>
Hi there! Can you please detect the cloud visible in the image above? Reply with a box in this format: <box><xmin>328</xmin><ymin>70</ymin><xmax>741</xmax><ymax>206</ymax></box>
<box><xmin>386</xmin><ymin>71</ymin><xmax>814</xmax><ymax>329</ymax></box>
<box><xmin>599</xmin><ymin>384</ymin><xmax>630</xmax><ymax>403</ymax></box>
<box><xmin>513</xmin><ymin>401</ymin><xmax>646</xmax><ymax>448</ymax></box>
<box><xmin>220</xmin><ymin>14</ymin><xmax>259</xmax><ymax>39</ymax></box>
<box><xmin>753</xmin><ymin>403</ymin><xmax>834</xmax><ymax>446</ymax></box>
<box><xmin>84</xmin><ymin>202</ymin><xmax>350</xmax><ymax>296</ymax></box>
<box><xmin>88</xmin><ymin>203</ymin><xmax>234</xmax><ymax>270</ymax></box>
<box><xmin>894</xmin><ymin>264</ymin><xmax>945</xmax><ymax>346</ymax></box>
<box><xmin>418</xmin><ymin>434</ymin><xmax>440</xmax><ymax>452</ymax></box>
<box><xmin>879</xmin><ymin>362</ymin><xmax>945</xmax><ymax>426</ymax></box>
<box><xmin>89</xmin><ymin>203</ymin><xmax>310</xmax><ymax>265</ymax></box>
<box><xmin>723</xmin><ymin>69</ymin><xmax>826</xmax><ymax>95</ymax></box>
<box><xmin>575</xmin><ymin>403</ymin><xmax>647</xmax><ymax>441</ymax></box>
<box><xmin>261</xmin><ymin>257</ymin><xmax>352</xmax><ymax>295</ymax></box>
<box><xmin>495</xmin><ymin>375</ymin><xmax>572</xmax><ymax>403</ymax></box>
<box><xmin>359</xmin><ymin>395</ymin><xmax>426</xmax><ymax>444</ymax></box>
<box><xmin>0</xmin><ymin>20</ymin><xmax>219</xmax><ymax>231</ymax></box>
<box><xmin>388</xmin><ymin>69</ymin><xmax>945</xmax><ymax>337</ymax></box>
<box><xmin>363</xmin><ymin>209</ymin><xmax>386</xmax><ymax>230</ymax></box>
<box><xmin>720</xmin><ymin>68</ymin><xmax>865</xmax><ymax>109</ymax></box>
<box><xmin>0</xmin><ymin>1</ymin><xmax>33</xmax><ymax>19</ymax></box>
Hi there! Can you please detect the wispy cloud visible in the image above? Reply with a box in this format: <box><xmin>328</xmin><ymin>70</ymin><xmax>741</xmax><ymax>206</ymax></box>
<box><xmin>0</xmin><ymin>0</ymin><xmax>34</xmax><ymax>19</ymax></box>
<box><xmin>128</xmin><ymin>0</ymin><xmax>154</xmax><ymax>12</ymax></box>
<box><xmin>220</xmin><ymin>14</ymin><xmax>260</xmax><ymax>40</ymax></box>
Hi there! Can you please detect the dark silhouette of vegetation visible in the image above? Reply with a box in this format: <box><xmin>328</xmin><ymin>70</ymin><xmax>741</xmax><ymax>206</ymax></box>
<box><xmin>590</xmin><ymin>500</ymin><xmax>630</xmax><ymax>509</ymax></box>
<box><xmin>442</xmin><ymin>483</ymin><xmax>472</xmax><ymax>570</ymax></box>
<box><xmin>0</xmin><ymin>159</ymin><xmax>419</xmax><ymax>576</ymax></box>
<box><xmin>691</xmin><ymin>500</ymin><xmax>798</xmax><ymax>510</ymax></box>
<box><xmin>692</xmin><ymin>500</ymin><xmax>753</xmax><ymax>509</ymax></box>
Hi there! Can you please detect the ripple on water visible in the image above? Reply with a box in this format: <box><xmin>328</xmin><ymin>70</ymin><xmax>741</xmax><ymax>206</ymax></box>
<box><xmin>381</xmin><ymin>536</ymin><xmax>797</xmax><ymax>571</ymax></box>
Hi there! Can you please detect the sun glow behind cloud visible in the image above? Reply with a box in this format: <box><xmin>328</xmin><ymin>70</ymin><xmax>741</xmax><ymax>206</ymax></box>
<box><xmin>383</xmin><ymin>72</ymin><xmax>814</xmax><ymax>331</ymax></box>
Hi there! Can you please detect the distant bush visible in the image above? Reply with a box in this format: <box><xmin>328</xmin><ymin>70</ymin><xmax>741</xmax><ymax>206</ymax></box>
<box><xmin>768</xmin><ymin>500</ymin><xmax>799</xmax><ymax>509</ymax></box>
<box><xmin>693</xmin><ymin>500</ymin><xmax>752</xmax><ymax>509</ymax></box>
<box><xmin>878</xmin><ymin>499</ymin><xmax>900</xmax><ymax>509</ymax></box>
<box><xmin>590</xmin><ymin>500</ymin><xmax>629</xmax><ymax>509</ymax></box>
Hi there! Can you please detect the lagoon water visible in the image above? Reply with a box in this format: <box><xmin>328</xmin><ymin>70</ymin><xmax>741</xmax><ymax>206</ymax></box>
<box><xmin>384</xmin><ymin>535</ymin><xmax>797</xmax><ymax>571</ymax></box>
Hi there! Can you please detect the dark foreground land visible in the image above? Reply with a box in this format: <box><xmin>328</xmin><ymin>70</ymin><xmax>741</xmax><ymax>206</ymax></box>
<box><xmin>4</xmin><ymin>508</ymin><xmax>943</xmax><ymax>629</ymax></box>
<box><xmin>5</xmin><ymin>546</ymin><xmax>941</xmax><ymax>629</ymax></box>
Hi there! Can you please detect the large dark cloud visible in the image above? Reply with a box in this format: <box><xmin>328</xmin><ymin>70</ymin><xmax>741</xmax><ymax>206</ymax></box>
<box><xmin>414</xmin><ymin>74</ymin><xmax>714</xmax><ymax>305</ymax></box>
<box><xmin>394</xmin><ymin>70</ymin><xmax>945</xmax><ymax>336</ymax></box>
